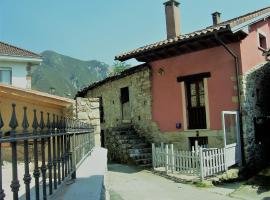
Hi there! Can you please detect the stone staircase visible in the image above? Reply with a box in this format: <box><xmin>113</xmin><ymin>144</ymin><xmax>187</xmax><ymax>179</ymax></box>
<box><xmin>107</xmin><ymin>124</ymin><xmax>152</xmax><ymax>167</ymax></box>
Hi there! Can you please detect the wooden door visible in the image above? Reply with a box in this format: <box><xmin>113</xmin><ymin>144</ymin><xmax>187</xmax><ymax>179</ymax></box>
<box><xmin>120</xmin><ymin>87</ymin><xmax>131</xmax><ymax>121</ymax></box>
<box><xmin>186</xmin><ymin>79</ymin><xmax>206</xmax><ymax>129</ymax></box>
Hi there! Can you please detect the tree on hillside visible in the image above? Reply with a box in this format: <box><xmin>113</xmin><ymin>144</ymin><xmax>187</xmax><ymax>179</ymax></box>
<box><xmin>109</xmin><ymin>61</ymin><xmax>131</xmax><ymax>76</ymax></box>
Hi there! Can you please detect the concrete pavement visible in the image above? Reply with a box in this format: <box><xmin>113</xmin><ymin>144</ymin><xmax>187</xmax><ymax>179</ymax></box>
<box><xmin>107</xmin><ymin>163</ymin><xmax>238</xmax><ymax>200</ymax></box>
<box><xmin>51</xmin><ymin>147</ymin><xmax>108</xmax><ymax>200</ymax></box>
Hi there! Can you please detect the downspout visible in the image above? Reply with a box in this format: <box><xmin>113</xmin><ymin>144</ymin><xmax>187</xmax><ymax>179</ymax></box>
<box><xmin>214</xmin><ymin>33</ymin><xmax>246</xmax><ymax>165</ymax></box>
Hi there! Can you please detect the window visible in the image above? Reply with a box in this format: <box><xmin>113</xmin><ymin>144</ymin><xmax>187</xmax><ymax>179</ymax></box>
<box><xmin>0</xmin><ymin>68</ymin><xmax>12</xmax><ymax>84</ymax></box>
<box><xmin>258</xmin><ymin>33</ymin><xmax>267</xmax><ymax>50</ymax></box>
<box><xmin>186</xmin><ymin>79</ymin><xmax>207</xmax><ymax>129</ymax></box>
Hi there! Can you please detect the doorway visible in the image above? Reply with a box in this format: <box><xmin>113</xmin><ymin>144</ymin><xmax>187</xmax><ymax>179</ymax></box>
<box><xmin>120</xmin><ymin>87</ymin><xmax>131</xmax><ymax>121</ymax></box>
<box><xmin>222</xmin><ymin>111</ymin><xmax>242</xmax><ymax>168</ymax></box>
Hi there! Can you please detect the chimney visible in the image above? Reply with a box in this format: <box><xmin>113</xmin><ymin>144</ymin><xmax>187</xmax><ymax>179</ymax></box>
<box><xmin>212</xmin><ymin>12</ymin><xmax>221</xmax><ymax>25</ymax></box>
<box><xmin>164</xmin><ymin>0</ymin><xmax>180</xmax><ymax>39</ymax></box>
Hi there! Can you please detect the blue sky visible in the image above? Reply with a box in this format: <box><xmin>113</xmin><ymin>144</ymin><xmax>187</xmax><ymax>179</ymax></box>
<box><xmin>1</xmin><ymin>0</ymin><xmax>270</xmax><ymax>66</ymax></box>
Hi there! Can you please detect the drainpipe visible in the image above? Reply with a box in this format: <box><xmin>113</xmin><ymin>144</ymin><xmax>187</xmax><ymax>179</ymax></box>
<box><xmin>214</xmin><ymin>33</ymin><xmax>246</xmax><ymax>165</ymax></box>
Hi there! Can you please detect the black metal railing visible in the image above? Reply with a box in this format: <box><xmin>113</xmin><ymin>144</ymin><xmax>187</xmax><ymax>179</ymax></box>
<box><xmin>0</xmin><ymin>104</ymin><xmax>94</xmax><ymax>200</ymax></box>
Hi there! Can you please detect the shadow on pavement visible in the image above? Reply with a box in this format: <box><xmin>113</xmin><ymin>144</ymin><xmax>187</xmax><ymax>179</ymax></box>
<box><xmin>108</xmin><ymin>163</ymin><xmax>146</xmax><ymax>174</ymax></box>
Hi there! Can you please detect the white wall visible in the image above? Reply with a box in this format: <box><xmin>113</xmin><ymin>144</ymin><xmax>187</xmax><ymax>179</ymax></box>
<box><xmin>0</xmin><ymin>61</ymin><xmax>28</xmax><ymax>89</ymax></box>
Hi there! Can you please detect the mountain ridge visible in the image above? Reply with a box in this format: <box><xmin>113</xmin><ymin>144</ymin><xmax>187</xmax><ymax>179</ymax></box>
<box><xmin>32</xmin><ymin>50</ymin><xmax>109</xmax><ymax>98</ymax></box>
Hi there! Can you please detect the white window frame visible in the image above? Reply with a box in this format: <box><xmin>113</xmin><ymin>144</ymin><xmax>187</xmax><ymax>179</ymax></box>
<box><xmin>0</xmin><ymin>67</ymin><xmax>12</xmax><ymax>85</ymax></box>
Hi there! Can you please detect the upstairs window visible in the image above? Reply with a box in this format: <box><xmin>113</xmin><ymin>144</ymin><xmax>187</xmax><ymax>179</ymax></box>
<box><xmin>258</xmin><ymin>32</ymin><xmax>267</xmax><ymax>50</ymax></box>
<box><xmin>0</xmin><ymin>68</ymin><xmax>12</xmax><ymax>84</ymax></box>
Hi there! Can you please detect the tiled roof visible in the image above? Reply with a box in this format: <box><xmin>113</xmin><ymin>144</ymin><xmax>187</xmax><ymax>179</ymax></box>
<box><xmin>0</xmin><ymin>41</ymin><xmax>41</xmax><ymax>58</ymax></box>
<box><xmin>116</xmin><ymin>6</ymin><xmax>270</xmax><ymax>61</ymax></box>
<box><xmin>76</xmin><ymin>64</ymin><xmax>149</xmax><ymax>97</ymax></box>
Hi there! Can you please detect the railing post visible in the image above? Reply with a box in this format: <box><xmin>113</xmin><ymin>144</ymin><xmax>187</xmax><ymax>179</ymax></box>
<box><xmin>40</xmin><ymin>111</ymin><xmax>47</xmax><ymax>200</ymax></box>
<box><xmin>63</xmin><ymin>118</ymin><xmax>68</xmax><ymax>177</ymax></box>
<box><xmin>46</xmin><ymin>113</ymin><xmax>53</xmax><ymax>195</ymax></box>
<box><xmin>199</xmin><ymin>147</ymin><xmax>204</xmax><ymax>181</ymax></box>
<box><xmin>9</xmin><ymin>104</ymin><xmax>20</xmax><ymax>200</ymax></box>
<box><xmin>52</xmin><ymin>114</ymin><xmax>57</xmax><ymax>190</ymax></box>
<box><xmin>152</xmin><ymin>143</ymin><xmax>155</xmax><ymax>169</ymax></box>
<box><xmin>60</xmin><ymin>117</ymin><xmax>65</xmax><ymax>181</ymax></box>
<box><xmin>170</xmin><ymin>144</ymin><xmax>174</xmax><ymax>173</ymax></box>
<box><xmin>161</xmin><ymin>142</ymin><xmax>164</xmax><ymax>167</ymax></box>
<box><xmin>56</xmin><ymin>116</ymin><xmax>61</xmax><ymax>185</ymax></box>
<box><xmin>32</xmin><ymin>109</ymin><xmax>40</xmax><ymax>200</ymax></box>
<box><xmin>0</xmin><ymin>112</ymin><xmax>5</xmax><ymax>200</ymax></box>
<box><xmin>22</xmin><ymin>107</ymin><xmax>31</xmax><ymax>200</ymax></box>
<box><xmin>165</xmin><ymin>144</ymin><xmax>169</xmax><ymax>174</ymax></box>
<box><xmin>67</xmin><ymin>118</ymin><xmax>72</xmax><ymax>174</ymax></box>
<box><xmin>71</xmin><ymin>120</ymin><xmax>76</xmax><ymax>179</ymax></box>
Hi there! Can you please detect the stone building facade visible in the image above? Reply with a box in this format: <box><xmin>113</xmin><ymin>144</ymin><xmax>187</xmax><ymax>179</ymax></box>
<box><xmin>77</xmin><ymin>3</ymin><xmax>270</xmax><ymax>169</ymax></box>
<box><xmin>81</xmin><ymin>65</ymin><xmax>155</xmax><ymax>145</ymax></box>
<box><xmin>241</xmin><ymin>62</ymin><xmax>270</xmax><ymax>169</ymax></box>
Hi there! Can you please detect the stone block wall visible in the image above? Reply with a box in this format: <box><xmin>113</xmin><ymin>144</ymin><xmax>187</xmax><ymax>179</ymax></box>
<box><xmin>85</xmin><ymin>67</ymin><xmax>153</xmax><ymax>146</ymax></box>
<box><xmin>241</xmin><ymin>62</ymin><xmax>270</xmax><ymax>169</ymax></box>
<box><xmin>75</xmin><ymin>97</ymin><xmax>101</xmax><ymax>147</ymax></box>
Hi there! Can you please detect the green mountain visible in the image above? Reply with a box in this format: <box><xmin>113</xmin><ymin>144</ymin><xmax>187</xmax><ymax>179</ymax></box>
<box><xmin>32</xmin><ymin>50</ymin><xmax>109</xmax><ymax>98</ymax></box>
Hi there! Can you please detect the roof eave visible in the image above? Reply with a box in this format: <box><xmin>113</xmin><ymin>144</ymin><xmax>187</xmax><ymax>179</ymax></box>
<box><xmin>0</xmin><ymin>55</ymin><xmax>42</xmax><ymax>64</ymax></box>
<box><xmin>231</xmin><ymin>12</ymin><xmax>270</xmax><ymax>33</ymax></box>
<box><xmin>115</xmin><ymin>27</ymin><xmax>232</xmax><ymax>62</ymax></box>
<box><xmin>75</xmin><ymin>64</ymin><xmax>150</xmax><ymax>98</ymax></box>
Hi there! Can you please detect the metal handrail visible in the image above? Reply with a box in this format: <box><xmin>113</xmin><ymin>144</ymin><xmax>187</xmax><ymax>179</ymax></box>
<box><xmin>0</xmin><ymin>104</ymin><xmax>95</xmax><ymax>200</ymax></box>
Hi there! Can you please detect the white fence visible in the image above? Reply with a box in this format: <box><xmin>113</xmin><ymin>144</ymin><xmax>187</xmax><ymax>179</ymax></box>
<box><xmin>152</xmin><ymin>143</ymin><xmax>226</xmax><ymax>180</ymax></box>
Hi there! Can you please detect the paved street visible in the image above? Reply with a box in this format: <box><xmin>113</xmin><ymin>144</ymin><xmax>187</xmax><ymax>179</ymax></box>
<box><xmin>107</xmin><ymin>163</ymin><xmax>238</xmax><ymax>200</ymax></box>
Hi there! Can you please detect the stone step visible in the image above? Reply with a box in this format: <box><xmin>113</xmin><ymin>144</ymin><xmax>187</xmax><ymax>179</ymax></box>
<box><xmin>112</xmin><ymin>130</ymin><xmax>135</xmax><ymax>135</ymax></box>
<box><xmin>130</xmin><ymin>153</ymin><xmax>152</xmax><ymax>160</ymax></box>
<box><xmin>118</xmin><ymin>139</ymin><xmax>145</xmax><ymax>145</ymax></box>
<box><xmin>129</xmin><ymin>148</ymin><xmax>152</xmax><ymax>154</ymax></box>
<box><xmin>135</xmin><ymin>158</ymin><xmax>152</xmax><ymax>165</ymax></box>
<box><xmin>132</xmin><ymin>143</ymin><xmax>151</xmax><ymax>149</ymax></box>
<box><xmin>111</xmin><ymin>124</ymin><xmax>133</xmax><ymax>131</ymax></box>
<box><xmin>116</xmin><ymin>134</ymin><xmax>140</xmax><ymax>140</ymax></box>
<box><xmin>139</xmin><ymin>163</ymin><xmax>152</xmax><ymax>168</ymax></box>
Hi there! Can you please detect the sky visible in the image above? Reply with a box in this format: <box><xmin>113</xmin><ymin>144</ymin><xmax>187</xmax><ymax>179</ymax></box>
<box><xmin>1</xmin><ymin>0</ymin><xmax>270</xmax><ymax>66</ymax></box>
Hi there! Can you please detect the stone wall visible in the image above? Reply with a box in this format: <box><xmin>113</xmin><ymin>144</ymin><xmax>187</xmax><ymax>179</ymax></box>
<box><xmin>75</xmin><ymin>97</ymin><xmax>101</xmax><ymax>147</ymax></box>
<box><xmin>84</xmin><ymin>67</ymin><xmax>225</xmax><ymax>152</ymax></box>
<box><xmin>85</xmin><ymin>67</ymin><xmax>153</xmax><ymax>146</ymax></box>
<box><xmin>241</xmin><ymin>61</ymin><xmax>270</xmax><ymax>169</ymax></box>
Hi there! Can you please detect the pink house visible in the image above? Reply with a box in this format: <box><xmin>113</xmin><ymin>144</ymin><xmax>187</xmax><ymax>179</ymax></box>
<box><xmin>78</xmin><ymin>1</ymin><xmax>270</xmax><ymax>169</ymax></box>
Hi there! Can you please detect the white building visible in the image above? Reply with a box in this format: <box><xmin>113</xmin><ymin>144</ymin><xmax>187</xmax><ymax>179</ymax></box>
<box><xmin>0</xmin><ymin>41</ymin><xmax>42</xmax><ymax>89</ymax></box>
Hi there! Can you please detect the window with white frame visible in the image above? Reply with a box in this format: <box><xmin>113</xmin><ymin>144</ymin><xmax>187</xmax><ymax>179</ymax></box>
<box><xmin>0</xmin><ymin>67</ymin><xmax>12</xmax><ymax>84</ymax></box>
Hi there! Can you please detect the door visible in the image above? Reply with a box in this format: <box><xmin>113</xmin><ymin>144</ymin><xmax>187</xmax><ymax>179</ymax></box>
<box><xmin>222</xmin><ymin>111</ymin><xmax>242</xmax><ymax>168</ymax></box>
<box><xmin>98</xmin><ymin>97</ymin><xmax>104</xmax><ymax>123</ymax></box>
<box><xmin>120</xmin><ymin>87</ymin><xmax>131</xmax><ymax>121</ymax></box>
<box><xmin>186</xmin><ymin>79</ymin><xmax>207</xmax><ymax>129</ymax></box>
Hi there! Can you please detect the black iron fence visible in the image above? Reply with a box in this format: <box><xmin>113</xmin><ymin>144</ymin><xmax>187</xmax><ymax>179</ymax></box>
<box><xmin>0</xmin><ymin>104</ymin><xmax>95</xmax><ymax>200</ymax></box>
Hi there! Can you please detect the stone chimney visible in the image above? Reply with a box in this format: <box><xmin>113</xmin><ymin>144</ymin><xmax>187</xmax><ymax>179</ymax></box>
<box><xmin>212</xmin><ymin>12</ymin><xmax>221</xmax><ymax>25</ymax></box>
<box><xmin>164</xmin><ymin>0</ymin><xmax>180</xmax><ymax>39</ymax></box>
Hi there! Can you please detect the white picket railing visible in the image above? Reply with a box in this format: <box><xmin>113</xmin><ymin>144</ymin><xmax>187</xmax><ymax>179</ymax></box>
<box><xmin>152</xmin><ymin>143</ymin><xmax>227</xmax><ymax>180</ymax></box>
